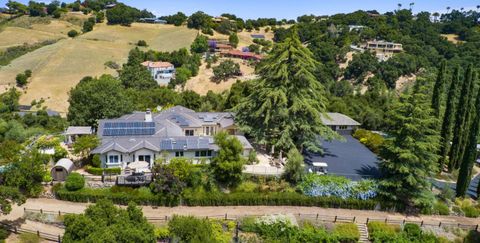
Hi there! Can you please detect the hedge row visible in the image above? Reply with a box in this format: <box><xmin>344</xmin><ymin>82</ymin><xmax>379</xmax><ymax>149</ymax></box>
<box><xmin>55</xmin><ymin>188</ymin><xmax>179</xmax><ymax>206</ymax></box>
<box><xmin>182</xmin><ymin>192</ymin><xmax>377</xmax><ymax>209</ymax></box>
<box><xmin>85</xmin><ymin>166</ymin><xmax>121</xmax><ymax>176</ymax></box>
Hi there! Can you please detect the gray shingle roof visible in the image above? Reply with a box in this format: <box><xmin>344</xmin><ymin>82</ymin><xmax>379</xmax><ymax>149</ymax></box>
<box><xmin>92</xmin><ymin>106</ymin><xmax>251</xmax><ymax>154</ymax></box>
<box><xmin>321</xmin><ymin>113</ymin><xmax>361</xmax><ymax>126</ymax></box>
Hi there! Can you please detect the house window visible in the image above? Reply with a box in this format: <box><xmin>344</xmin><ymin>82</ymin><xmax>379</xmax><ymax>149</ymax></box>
<box><xmin>108</xmin><ymin>155</ymin><xmax>119</xmax><ymax>163</ymax></box>
<box><xmin>339</xmin><ymin>125</ymin><xmax>348</xmax><ymax>130</ymax></box>
<box><xmin>138</xmin><ymin>155</ymin><xmax>151</xmax><ymax>163</ymax></box>
<box><xmin>195</xmin><ymin>150</ymin><xmax>212</xmax><ymax>157</ymax></box>
<box><xmin>175</xmin><ymin>151</ymin><xmax>184</xmax><ymax>157</ymax></box>
<box><xmin>185</xmin><ymin>130</ymin><xmax>194</xmax><ymax>136</ymax></box>
<box><xmin>204</xmin><ymin>126</ymin><xmax>216</xmax><ymax>136</ymax></box>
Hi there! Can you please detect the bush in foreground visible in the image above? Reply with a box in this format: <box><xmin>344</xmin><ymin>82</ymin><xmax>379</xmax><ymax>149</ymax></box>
<box><xmin>67</xmin><ymin>30</ymin><xmax>78</xmax><ymax>38</ymax></box>
<box><xmin>65</xmin><ymin>173</ymin><xmax>85</xmax><ymax>191</ymax></box>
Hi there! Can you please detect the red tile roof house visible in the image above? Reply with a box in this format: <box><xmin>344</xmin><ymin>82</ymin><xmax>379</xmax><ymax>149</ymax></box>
<box><xmin>220</xmin><ymin>50</ymin><xmax>264</xmax><ymax>61</ymax></box>
<box><xmin>141</xmin><ymin>61</ymin><xmax>175</xmax><ymax>86</ymax></box>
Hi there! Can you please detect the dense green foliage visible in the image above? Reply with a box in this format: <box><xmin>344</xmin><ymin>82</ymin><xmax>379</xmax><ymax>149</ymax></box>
<box><xmin>160</xmin><ymin>12</ymin><xmax>188</xmax><ymax>26</ymax></box>
<box><xmin>106</xmin><ymin>3</ymin><xmax>153</xmax><ymax>26</ymax></box>
<box><xmin>235</xmin><ymin>29</ymin><xmax>338</xmax><ymax>153</ymax></box>
<box><xmin>210</xmin><ymin>132</ymin><xmax>245</xmax><ymax>187</ymax></box>
<box><xmin>0</xmin><ymin>186</ymin><xmax>25</xmax><ymax>215</ymax></box>
<box><xmin>379</xmin><ymin>80</ymin><xmax>439</xmax><ymax>210</ymax></box>
<box><xmin>456</xmin><ymin>72</ymin><xmax>480</xmax><ymax>197</ymax></box>
<box><xmin>438</xmin><ymin>67</ymin><xmax>460</xmax><ymax>170</ymax></box>
<box><xmin>0</xmin><ymin>40</ymin><xmax>57</xmax><ymax>66</ymax></box>
<box><xmin>190</xmin><ymin>35</ymin><xmax>209</xmax><ymax>53</ymax></box>
<box><xmin>67</xmin><ymin>75</ymin><xmax>134</xmax><ymax>126</ymax></box>
<box><xmin>65</xmin><ymin>173</ymin><xmax>85</xmax><ymax>192</ymax></box>
<box><xmin>368</xmin><ymin>222</ymin><xmax>446</xmax><ymax>242</ymax></box>
<box><xmin>282</xmin><ymin>148</ymin><xmax>305</xmax><ymax>184</ymax></box>
<box><xmin>352</xmin><ymin>129</ymin><xmax>384</xmax><ymax>154</ymax></box>
<box><xmin>63</xmin><ymin>200</ymin><xmax>155</xmax><ymax>243</ymax></box>
<box><xmin>449</xmin><ymin>65</ymin><xmax>476</xmax><ymax>171</ymax></box>
<box><xmin>212</xmin><ymin>60</ymin><xmax>241</xmax><ymax>82</ymax></box>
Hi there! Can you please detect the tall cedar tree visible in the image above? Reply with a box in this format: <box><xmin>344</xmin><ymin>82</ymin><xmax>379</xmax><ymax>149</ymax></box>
<box><xmin>449</xmin><ymin>65</ymin><xmax>475</xmax><ymax>170</ymax></box>
<box><xmin>431</xmin><ymin>60</ymin><xmax>446</xmax><ymax>118</ymax></box>
<box><xmin>438</xmin><ymin>67</ymin><xmax>460</xmax><ymax>170</ymax></box>
<box><xmin>234</xmin><ymin>29</ymin><xmax>338</xmax><ymax>153</ymax></box>
<box><xmin>457</xmin><ymin>71</ymin><xmax>480</xmax><ymax>197</ymax></box>
<box><xmin>210</xmin><ymin>132</ymin><xmax>245</xmax><ymax>187</ymax></box>
<box><xmin>379</xmin><ymin>80</ymin><xmax>439</xmax><ymax>209</ymax></box>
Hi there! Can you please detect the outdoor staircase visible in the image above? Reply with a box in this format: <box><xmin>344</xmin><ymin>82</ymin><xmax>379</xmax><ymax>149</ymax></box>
<box><xmin>357</xmin><ymin>223</ymin><xmax>370</xmax><ymax>243</ymax></box>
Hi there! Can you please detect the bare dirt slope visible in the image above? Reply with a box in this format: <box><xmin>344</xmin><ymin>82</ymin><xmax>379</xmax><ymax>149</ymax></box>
<box><xmin>184</xmin><ymin>58</ymin><xmax>256</xmax><ymax>95</ymax></box>
<box><xmin>0</xmin><ymin>22</ymin><xmax>197</xmax><ymax>113</ymax></box>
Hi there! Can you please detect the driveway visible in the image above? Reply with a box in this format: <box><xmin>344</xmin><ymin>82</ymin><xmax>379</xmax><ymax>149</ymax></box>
<box><xmin>304</xmin><ymin>135</ymin><xmax>381</xmax><ymax>181</ymax></box>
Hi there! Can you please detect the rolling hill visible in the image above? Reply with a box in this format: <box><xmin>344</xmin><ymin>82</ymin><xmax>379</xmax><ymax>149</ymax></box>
<box><xmin>0</xmin><ymin>18</ymin><xmax>197</xmax><ymax>113</ymax></box>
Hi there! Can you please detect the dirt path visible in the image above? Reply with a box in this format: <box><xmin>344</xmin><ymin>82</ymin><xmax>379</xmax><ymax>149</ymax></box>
<box><xmin>3</xmin><ymin>198</ymin><xmax>480</xmax><ymax>226</ymax></box>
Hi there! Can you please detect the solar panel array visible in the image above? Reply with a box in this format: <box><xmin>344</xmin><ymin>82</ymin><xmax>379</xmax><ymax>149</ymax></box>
<box><xmin>103</xmin><ymin>122</ymin><xmax>155</xmax><ymax>136</ymax></box>
<box><xmin>171</xmin><ymin>115</ymin><xmax>189</xmax><ymax>126</ymax></box>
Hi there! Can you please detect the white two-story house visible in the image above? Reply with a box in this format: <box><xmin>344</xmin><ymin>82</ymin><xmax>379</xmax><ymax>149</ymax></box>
<box><xmin>91</xmin><ymin>106</ymin><xmax>253</xmax><ymax>170</ymax></box>
<box><xmin>141</xmin><ymin>61</ymin><xmax>175</xmax><ymax>86</ymax></box>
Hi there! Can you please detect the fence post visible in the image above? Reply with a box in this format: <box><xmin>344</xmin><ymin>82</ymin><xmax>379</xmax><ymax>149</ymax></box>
<box><xmin>58</xmin><ymin>211</ymin><xmax>61</xmax><ymax>216</ymax></box>
<box><xmin>385</xmin><ymin>218</ymin><xmax>387</xmax><ymax>223</ymax></box>
<box><xmin>421</xmin><ymin>221</ymin><xmax>424</xmax><ymax>226</ymax></box>
<box><xmin>334</xmin><ymin>216</ymin><xmax>337</xmax><ymax>223</ymax></box>
<box><xmin>439</xmin><ymin>222</ymin><xmax>441</xmax><ymax>227</ymax></box>
<box><xmin>234</xmin><ymin>221</ymin><xmax>239</xmax><ymax>243</ymax></box>
<box><xmin>37</xmin><ymin>230</ymin><xmax>40</xmax><ymax>237</ymax></box>
<box><xmin>476</xmin><ymin>224</ymin><xmax>479</xmax><ymax>231</ymax></box>
<box><xmin>14</xmin><ymin>227</ymin><xmax>17</xmax><ymax>233</ymax></box>
<box><xmin>40</xmin><ymin>209</ymin><xmax>43</xmax><ymax>214</ymax></box>
<box><xmin>58</xmin><ymin>235</ymin><xmax>61</xmax><ymax>243</ymax></box>
<box><xmin>403</xmin><ymin>219</ymin><xmax>405</xmax><ymax>224</ymax></box>
<box><xmin>165</xmin><ymin>215</ymin><xmax>167</xmax><ymax>221</ymax></box>
<box><xmin>366</xmin><ymin>218</ymin><xmax>369</xmax><ymax>224</ymax></box>
<box><xmin>316</xmin><ymin>213</ymin><xmax>319</xmax><ymax>222</ymax></box>
<box><xmin>353</xmin><ymin>216</ymin><xmax>356</xmax><ymax>223</ymax></box>
<box><xmin>225</xmin><ymin>213</ymin><xmax>227</xmax><ymax>220</ymax></box>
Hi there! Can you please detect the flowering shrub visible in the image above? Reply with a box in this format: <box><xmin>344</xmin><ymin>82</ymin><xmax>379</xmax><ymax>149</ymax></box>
<box><xmin>299</xmin><ymin>174</ymin><xmax>377</xmax><ymax>200</ymax></box>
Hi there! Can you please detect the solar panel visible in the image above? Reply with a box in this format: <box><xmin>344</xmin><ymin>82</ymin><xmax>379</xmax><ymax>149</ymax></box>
<box><xmin>102</xmin><ymin>122</ymin><xmax>156</xmax><ymax>136</ymax></box>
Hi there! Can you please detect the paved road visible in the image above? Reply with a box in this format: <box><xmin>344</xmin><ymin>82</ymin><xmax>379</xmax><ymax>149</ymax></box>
<box><xmin>432</xmin><ymin>174</ymin><xmax>480</xmax><ymax>199</ymax></box>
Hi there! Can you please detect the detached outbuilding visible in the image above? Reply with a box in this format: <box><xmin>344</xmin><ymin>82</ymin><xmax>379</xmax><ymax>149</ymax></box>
<box><xmin>51</xmin><ymin>158</ymin><xmax>74</xmax><ymax>181</ymax></box>
<box><xmin>321</xmin><ymin>113</ymin><xmax>361</xmax><ymax>135</ymax></box>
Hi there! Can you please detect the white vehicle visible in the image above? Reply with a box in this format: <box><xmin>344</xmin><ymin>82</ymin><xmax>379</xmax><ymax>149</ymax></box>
<box><xmin>310</xmin><ymin>162</ymin><xmax>328</xmax><ymax>175</ymax></box>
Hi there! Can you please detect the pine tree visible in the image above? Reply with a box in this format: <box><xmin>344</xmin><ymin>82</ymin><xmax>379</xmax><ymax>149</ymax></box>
<box><xmin>234</xmin><ymin>28</ymin><xmax>338</xmax><ymax>153</ymax></box>
<box><xmin>456</xmin><ymin>71</ymin><xmax>480</xmax><ymax>197</ymax></box>
<box><xmin>449</xmin><ymin>65</ymin><xmax>475</xmax><ymax>170</ymax></box>
<box><xmin>438</xmin><ymin>67</ymin><xmax>460</xmax><ymax>170</ymax></box>
<box><xmin>431</xmin><ymin>60</ymin><xmax>446</xmax><ymax>118</ymax></box>
<box><xmin>379</xmin><ymin>79</ymin><xmax>439</xmax><ymax>209</ymax></box>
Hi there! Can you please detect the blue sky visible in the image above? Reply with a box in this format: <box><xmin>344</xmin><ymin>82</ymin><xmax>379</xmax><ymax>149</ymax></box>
<box><xmin>1</xmin><ymin>0</ymin><xmax>479</xmax><ymax>19</ymax></box>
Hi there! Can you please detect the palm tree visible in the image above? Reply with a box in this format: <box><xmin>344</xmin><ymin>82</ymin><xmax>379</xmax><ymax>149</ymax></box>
<box><xmin>409</xmin><ymin>2</ymin><xmax>415</xmax><ymax>11</ymax></box>
<box><xmin>398</xmin><ymin>3</ymin><xmax>402</xmax><ymax>11</ymax></box>
<box><xmin>461</xmin><ymin>7</ymin><xmax>465</xmax><ymax>13</ymax></box>
<box><xmin>477</xmin><ymin>5</ymin><xmax>480</xmax><ymax>11</ymax></box>
<box><xmin>447</xmin><ymin>6</ymin><xmax>451</xmax><ymax>13</ymax></box>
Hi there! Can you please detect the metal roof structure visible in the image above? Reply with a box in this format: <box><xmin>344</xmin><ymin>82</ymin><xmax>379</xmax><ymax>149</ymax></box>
<box><xmin>321</xmin><ymin>113</ymin><xmax>361</xmax><ymax>126</ymax></box>
<box><xmin>65</xmin><ymin>126</ymin><xmax>93</xmax><ymax>135</ymax></box>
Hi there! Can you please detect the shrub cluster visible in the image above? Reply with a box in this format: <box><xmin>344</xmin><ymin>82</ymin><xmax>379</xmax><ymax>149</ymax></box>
<box><xmin>182</xmin><ymin>192</ymin><xmax>377</xmax><ymax>209</ymax></box>
<box><xmin>85</xmin><ymin>166</ymin><xmax>121</xmax><ymax>175</ymax></box>
<box><xmin>65</xmin><ymin>173</ymin><xmax>85</xmax><ymax>191</ymax></box>
<box><xmin>353</xmin><ymin>129</ymin><xmax>385</xmax><ymax>154</ymax></box>
<box><xmin>299</xmin><ymin>174</ymin><xmax>377</xmax><ymax>200</ymax></box>
<box><xmin>55</xmin><ymin>186</ymin><xmax>179</xmax><ymax>206</ymax></box>
<box><xmin>368</xmin><ymin>222</ymin><xmax>442</xmax><ymax>242</ymax></box>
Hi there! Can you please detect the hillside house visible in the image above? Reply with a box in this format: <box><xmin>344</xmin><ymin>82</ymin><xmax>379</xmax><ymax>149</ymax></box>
<box><xmin>321</xmin><ymin>113</ymin><xmax>361</xmax><ymax>135</ymax></box>
<box><xmin>220</xmin><ymin>50</ymin><xmax>264</xmax><ymax>61</ymax></box>
<box><xmin>91</xmin><ymin>106</ymin><xmax>253</xmax><ymax>170</ymax></box>
<box><xmin>141</xmin><ymin>61</ymin><xmax>175</xmax><ymax>86</ymax></box>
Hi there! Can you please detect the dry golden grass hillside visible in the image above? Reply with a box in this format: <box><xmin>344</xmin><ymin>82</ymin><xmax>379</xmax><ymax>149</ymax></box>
<box><xmin>0</xmin><ymin>20</ymin><xmax>197</xmax><ymax>113</ymax></box>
